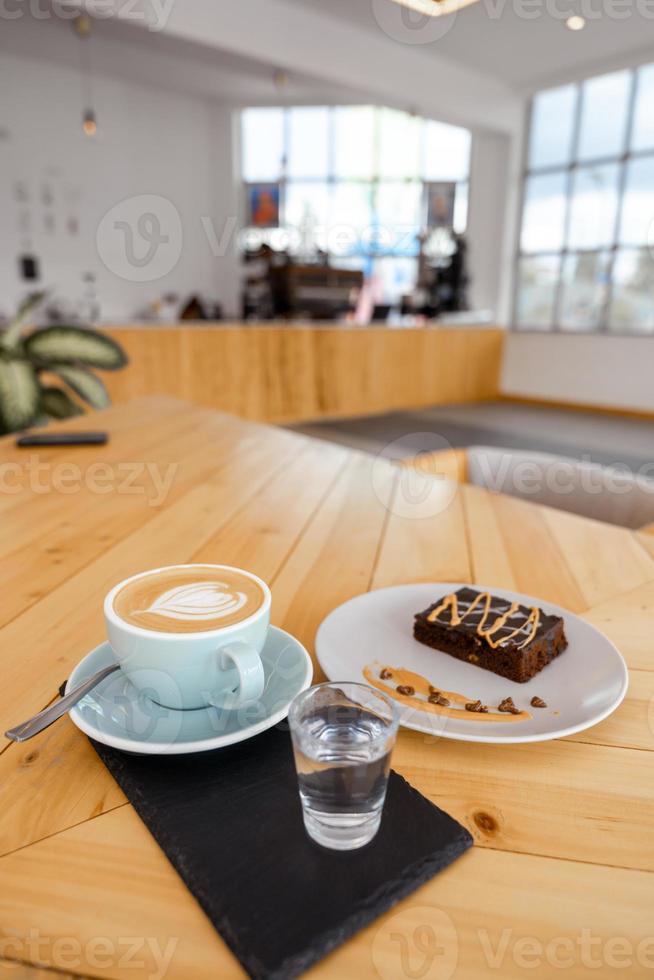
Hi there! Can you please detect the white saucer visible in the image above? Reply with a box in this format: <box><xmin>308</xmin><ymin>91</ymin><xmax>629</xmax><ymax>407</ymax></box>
<box><xmin>315</xmin><ymin>583</ymin><xmax>629</xmax><ymax>745</ymax></box>
<box><xmin>66</xmin><ymin>626</ymin><xmax>313</xmax><ymax>755</ymax></box>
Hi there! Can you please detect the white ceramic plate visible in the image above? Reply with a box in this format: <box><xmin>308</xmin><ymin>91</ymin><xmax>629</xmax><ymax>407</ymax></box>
<box><xmin>67</xmin><ymin>626</ymin><xmax>313</xmax><ymax>755</ymax></box>
<box><xmin>315</xmin><ymin>583</ymin><xmax>628</xmax><ymax>744</ymax></box>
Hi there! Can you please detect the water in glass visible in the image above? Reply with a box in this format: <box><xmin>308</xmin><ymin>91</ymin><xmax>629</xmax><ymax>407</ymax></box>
<box><xmin>289</xmin><ymin>683</ymin><xmax>398</xmax><ymax>850</ymax></box>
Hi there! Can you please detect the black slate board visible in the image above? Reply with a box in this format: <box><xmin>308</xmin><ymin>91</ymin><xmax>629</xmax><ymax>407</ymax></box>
<box><xmin>90</xmin><ymin>725</ymin><xmax>472</xmax><ymax>979</ymax></box>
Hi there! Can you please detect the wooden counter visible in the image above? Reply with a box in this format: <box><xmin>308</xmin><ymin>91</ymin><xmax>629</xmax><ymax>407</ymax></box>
<box><xmin>1</xmin><ymin>396</ymin><xmax>653</xmax><ymax>978</ymax></box>
<box><xmin>102</xmin><ymin>323</ymin><xmax>503</xmax><ymax>423</ymax></box>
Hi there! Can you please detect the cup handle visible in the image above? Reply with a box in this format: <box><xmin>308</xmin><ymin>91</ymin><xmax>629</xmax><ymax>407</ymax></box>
<box><xmin>211</xmin><ymin>641</ymin><xmax>265</xmax><ymax>709</ymax></box>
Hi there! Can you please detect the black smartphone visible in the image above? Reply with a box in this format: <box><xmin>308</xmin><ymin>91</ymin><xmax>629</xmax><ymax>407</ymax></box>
<box><xmin>15</xmin><ymin>431</ymin><xmax>109</xmax><ymax>447</ymax></box>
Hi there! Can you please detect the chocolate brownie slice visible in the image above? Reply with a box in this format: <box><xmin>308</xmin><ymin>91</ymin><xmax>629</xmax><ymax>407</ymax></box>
<box><xmin>414</xmin><ymin>587</ymin><xmax>567</xmax><ymax>684</ymax></box>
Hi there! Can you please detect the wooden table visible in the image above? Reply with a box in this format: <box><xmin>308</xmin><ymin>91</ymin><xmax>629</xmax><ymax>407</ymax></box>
<box><xmin>1</xmin><ymin>396</ymin><xmax>653</xmax><ymax>979</ymax></box>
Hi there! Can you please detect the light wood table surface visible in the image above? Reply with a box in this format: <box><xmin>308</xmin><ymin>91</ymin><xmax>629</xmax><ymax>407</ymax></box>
<box><xmin>1</xmin><ymin>396</ymin><xmax>653</xmax><ymax>980</ymax></box>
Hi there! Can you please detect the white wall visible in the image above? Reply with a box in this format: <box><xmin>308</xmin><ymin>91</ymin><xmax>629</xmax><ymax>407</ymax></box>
<box><xmin>0</xmin><ymin>50</ymin><xmax>240</xmax><ymax>321</ymax></box>
<box><xmin>501</xmin><ymin>333</ymin><xmax>654</xmax><ymax>413</ymax></box>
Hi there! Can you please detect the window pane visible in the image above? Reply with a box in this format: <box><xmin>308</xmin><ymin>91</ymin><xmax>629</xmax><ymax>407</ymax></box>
<box><xmin>619</xmin><ymin>155</ymin><xmax>654</xmax><ymax>245</ymax></box>
<box><xmin>378</xmin><ymin>109</ymin><xmax>420</xmax><ymax>178</ymax></box>
<box><xmin>241</xmin><ymin>108</ymin><xmax>285</xmax><ymax>182</ymax></box>
<box><xmin>632</xmin><ymin>65</ymin><xmax>654</xmax><ymax>152</ymax></box>
<box><xmin>284</xmin><ymin>182</ymin><xmax>330</xmax><ymax>250</ymax></box>
<box><xmin>333</xmin><ymin>107</ymin><xmax>375</xmax><ymax>178</ymax></box>
<box><xmin>577</xmin><ymin>71</ymin><xmax>631</xmax><ymax>162</ymax></box>
<box><xmin>329</xmin><ymin>183</ymin><xmax>373</xmax><ymax>256</ymax></box>
<box><xmin>515</xmin><ymin>255</ymin><xmax>560</xmax><ymax>329</ymax></box>
<box><xmin>372</xmin><ymin>257</ymin><xmax>417</xmax><ymax>303</ymax></box>
<box><xmin>423</xmin><ymin>120</ymin><xmax>471</xmax><ymax>181</ymax></box>
<box><xmin>528</xmin><ymin>85</ymin><xmax>577</xmax><ymax>169</ymax></box>
<box><xmin>375</xmin><ymin>182</ymin><xmax>421</xmax><ymax>255</ymax></box>
<box><xmin>287</xmin><ymin>107</ymin><xmax>329</xmax><ymax>179</ymax></box>
<box><xmin>521</xmin><ymin>171</ymin><xmax>567</xmax><ymax>253</ymax></box>
<box><xmin>559</xmin><ymin>251</ymin><xmax>610</xmax><ymax>331</ymax></box>
<box><xmin>567</xmin><ymin>163</ymin><xmax>620</xmax><ymax>249</ymax></box>
<box><xmin>608</xmin><ymin>248</ymin><xmax>654</xmax><ymax>333</ymax></box>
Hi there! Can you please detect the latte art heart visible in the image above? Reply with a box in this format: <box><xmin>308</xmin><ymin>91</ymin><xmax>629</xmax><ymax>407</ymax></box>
<box><xmin>140</xmin><ymin>582</ymin><xmax>247</xmax><ymax>622</ymax></box>
<box><xmin>113</xmin><ymin>565</ymin><xmax>266</xmax><ymax>633</ymax></box>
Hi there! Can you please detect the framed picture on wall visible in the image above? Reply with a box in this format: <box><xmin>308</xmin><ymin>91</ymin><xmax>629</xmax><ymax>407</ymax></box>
<box><xmin>246</xmin><ymin>182</ymin><xmax>280</xmax><ymax>228</ymax></box>
<box><xmin>425</xmin><ymin>181</ymin><xmax>456</xmax><ymax>229</ymax></box>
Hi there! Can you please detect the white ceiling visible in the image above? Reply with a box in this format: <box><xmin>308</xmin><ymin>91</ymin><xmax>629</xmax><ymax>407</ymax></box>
<box><xmin>3</xmin><ymin>12</ymin><xmax>371</xmax><ymax>107</ymax></box>
<box><xmin>12</xmin><ymin>0</ymin><xmax>654</xmax><ymax>124</ymax></box>
<box><xmin>289</xmin><ymin>0</ymin><xmax>654</xmax><ymax>90</ymax></box>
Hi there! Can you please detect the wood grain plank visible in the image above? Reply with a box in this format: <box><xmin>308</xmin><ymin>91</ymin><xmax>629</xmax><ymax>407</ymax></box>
<box><xmin>401</xmin><ymin>447</ymin><xmax>468</xmax><ymax>483</ymax></box>
<box><xmin>0</xmin><ymin>716</ymin><xmax>126</xmax><ymax>857</ymax></box>
<box><xmin>563</xmin><ymin>668</ymin><xmax>654</xmax><ymax>751</ymax></box>
<box><xmin>540</xmin><ymin>508</ymin><xmax>654</xmax><ymax>609</ymax></box>
<box><xmin>0</xmin><ymin>396</ymin><xmax>184</xmax><ymax>512</ymax></box>
<box><xmin>478</xmin><ymin>493</ymin><xmax>588</xmax><ymax>611</ymax></box>
<box><xmin>464</xmin><ymin>486</ymin><xmax>654</xmax><ymax>612</ymax></box>
<box><xmin>0</xmin><ymin>963</ymin><xmax>88</xmax><ymax>980</ymax></box>
<box><xmin>461</xmin><ymin>483</ymin><xmax>517</xmax><ymax>590</ymax></box>
<box><xmin>637</xmin><ymin>529</ymin><xmax>654</xmax><ymax>557</ymax></box>
<box><xmin>192</xmin><ymin>440</ymin><xmax>349</xmax><ymax>582</ymax></box>
<box><xmin>582</xmin><ymin>580</ymin><xmax>654</xmax><ymax>672</ymax></box>
<box><xmin>371</xmin><ymin>478</ymin><xmax>471</xmax><ymax>588</ymax></box>
<box><xmin>0</xmin><ymin>412</ymin><xmax>263</xmax><ymax>628</ymax></box>
<box><xmin>271</xmin><ymin>452</ymin><xmax>395</xmax><ymax>675</ymax></box>
<box><xmin>392</xmin><ymin>733</ymin><xmax>654</xmax><ymax>871</ymax></box>
<box><xmin>1</xmin><ymin>805</ymin><xmax>652</xmax><ymax>980</ymax></box>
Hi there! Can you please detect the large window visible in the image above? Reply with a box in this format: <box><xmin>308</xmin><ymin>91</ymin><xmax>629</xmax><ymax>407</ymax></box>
<box><xmin>515</xmin><ymin>65</ymin><xmax>654</xmax><ymax>333</ymax></box>
<box><xmin>241</xmin><ymin>106</ymin><xmax>471</xmax><ymax>302</ymax></box>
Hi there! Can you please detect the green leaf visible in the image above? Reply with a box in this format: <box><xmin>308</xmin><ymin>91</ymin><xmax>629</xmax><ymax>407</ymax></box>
<box><xmin>25</xmin><ymin>326</ymin><xmax>128</xmax><ymax>371</ymax></box>
<box><xmin>40</xmin><ymin>386</ymin><xmax>84</xmax><ymax>420</ymax></box>
<box><xmin>50</xmin><ymin>365</ymin><xmax>110</xmax><ymax>410</ymax></box>
<box><xmin>0</xmin><ymin>358</ymin><xmax>40</xmax><ymax>432</ymax></box>
<box><xmin>0</xmin><ymin>291</ymin><xmax>47</xmax><ymax>350</ymax></box>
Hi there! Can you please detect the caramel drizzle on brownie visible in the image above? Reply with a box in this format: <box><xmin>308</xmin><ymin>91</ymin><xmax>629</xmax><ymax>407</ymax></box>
<box><xmin>426</xmin><ymin>592</ymin><xmax>540</xmax><ymax>650</ymax></box>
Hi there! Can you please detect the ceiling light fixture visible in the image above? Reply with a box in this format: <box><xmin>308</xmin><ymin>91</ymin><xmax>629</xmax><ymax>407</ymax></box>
<box><xmin>74</xmin><ymin>15</ymin><xmax>99</xmax><ymax>137</ymax></box>
<box><xmin>390</xmin><ymin>0</ymin><xmax>480</xmax><ymax>17</ymax></box>
<box><xmin>566</xmin><ymin>14</ymin><xmax>586</xmax><ymax>29</ymax></box>
<box><xmin>82</xmin><ymin>109</ymin><xmax>97</xmax><ymax>137</ymax></box>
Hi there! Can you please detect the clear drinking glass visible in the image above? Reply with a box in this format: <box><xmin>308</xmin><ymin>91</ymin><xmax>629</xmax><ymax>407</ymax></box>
<box><xmin>288</xmin><ymin>682</ymin><xmax>399</xmax><ymax>851</ymax></box>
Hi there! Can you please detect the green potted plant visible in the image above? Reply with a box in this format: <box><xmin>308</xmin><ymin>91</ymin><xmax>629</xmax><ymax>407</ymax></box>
<box><xmin>0</xmin><ymin>292</ymin><xmax>128</xmax><ymax>435</ymax></box>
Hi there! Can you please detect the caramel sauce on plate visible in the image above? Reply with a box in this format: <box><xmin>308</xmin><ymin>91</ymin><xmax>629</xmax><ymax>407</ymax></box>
<box><xmin>363</xmin><ymin>665</ymin><xmax>532</xmax><ymax>723</ymax></box>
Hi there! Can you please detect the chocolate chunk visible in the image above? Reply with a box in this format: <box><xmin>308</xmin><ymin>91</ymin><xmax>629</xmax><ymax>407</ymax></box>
<box><xmin>396</xmin><ymin>685</ymin><xmax>415</xmax><ymax>696</ymax></box>
<box><xmin>530</xmin><ymin>696</ymin><xmax>547</xmax><ymax>708</ymax></box>
<box><xmin>428</xmin><ymin>686</ymin><xmax>440</xmax><ymax>696</ymax></box>
<box><xmin>380</xmin><ymin>668</ymin><xmax>393</xmax><ymax>680</ymax></box>
<box><xmin>498</xmin><ymin>697</ymin><xmax>521</xmax><ymax>715</ymax></box>
<box><xmin>428</xmin><ymin>693</ymin><xmax>450</xmax><ymax>706</ymax></box>
<box><xmin>465</xmin><ymin>699</ymin><xmax>488</xmax><ymax>713</ymax></box>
